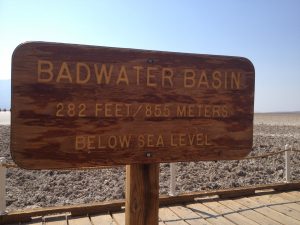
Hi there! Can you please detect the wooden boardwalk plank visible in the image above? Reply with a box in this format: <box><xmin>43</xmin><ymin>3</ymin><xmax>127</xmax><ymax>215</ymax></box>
<box><xmin>280</xmin><ymin>192</ymin><xmax>300</xmax><ymax>205</ymax></box>
<box><xmin>186</xmin><ymin>202</ymin><xmax>235</xmax><ymax>225</ymax></box>
<box><xmin>11</xmin><ymin>190</ymin><xmax>300</xmax><ymax>225</ymax></box>
<box><xmin>169</xmin><ymin>205</ymin><xmax>200</xmax><ymax>220</ymax></box>
<box><xmin>287</xmin><ymin>191</ymin><xmax>300</xmax><ymax>198</ymax></box>
<box><xmin>251</xmin><ymin>194</ymin><xmax>300</xmax><ymax>221</ymax></box>
<box><xmin>22</xmin><ymin>222</ymin><xmax>43</xmax><ymax>225</ymax></box>
<box><xmin>184</xmin><ymin>218</ymin><xmax>212</xmax><ymax>225</ymax></box>
<box><xmin>90</xmin><ymin>213</ymin><xmax>116</xmax><ymax>225</ymax></box>
<box><xmin>44</xmin><ymin>214</ymin><xmax>68</xmax><ymax>225</ymax></box>
<box><xmin>219</xmin><ymin>199</ymin><xmax>281</xmax><ymax>225</ymax></box>
<box><xmin>277</xmin><ymin>192</ymin><xmax>300</xmax><ymax>202</ymax></box>
<box><xmin>264</xmin><ymin>192</ymin><xmax>300</xmax><ymax>212</ymax></box>
<box><xmin>168</xmin><ymin>205</ymin><xmax>212</xmax><ymax>224</ymax></box>
<box><xmin>159</xmin><ymin>207</ymin><xmax>189</xmax><ymax>224</ymax></box>
<box><xmin>203</xmin><ymin>201</ymin><xmax>259</xmax><ymax>225</ymax></box>
<box><xmin>236</xmin><ymin>196</ymin><xmax>300</xmax><ymax>225</ymax></box>
<box><xmin>172</xmin><ymin>205</ymin><xmax>213</xmax><ymax>225</ymax></box>
<box><xmin>165</xmin><ymin>220</ymin><xmax>189</xmax><ymax>225</ymax></box>
<box><xmin>67</xmin><ymin>215</ymin><xmax>92</xmax><ymax>225</ymax></box>
<box><xmin>112</xmin><ymin>211</ymin><xmax>125</xmax><ymax>225</ymax></box>
<box><xmin>22</xmin><ymin>217</ymin><xmax>43</xmax><ymax>225</ymax></box>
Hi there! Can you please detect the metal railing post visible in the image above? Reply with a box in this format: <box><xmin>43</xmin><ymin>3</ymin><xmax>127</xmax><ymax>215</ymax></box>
<box><xmin>0</xmin><ymin>157</ymin><xmax>7</xmax><ymax>215</ymax></box>
<box><xmin>284</xmin><ymin>144</ymin><xmax>291</xmax><ymax>183</ymax></box>
<box><xmin>169</xmin><ymin>163</ymin><xmax>177</xmax><ymax>196</ymax></box>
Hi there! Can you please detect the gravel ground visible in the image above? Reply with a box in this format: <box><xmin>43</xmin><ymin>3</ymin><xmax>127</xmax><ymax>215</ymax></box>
<box><xmin>1</xmin><ymin>113</ymin><xmax>300</xmax><ymax>212</ymax></box>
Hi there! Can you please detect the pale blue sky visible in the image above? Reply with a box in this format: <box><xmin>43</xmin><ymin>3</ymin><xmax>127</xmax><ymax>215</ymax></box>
<box><xmin>1</xmin><ymin>0</ymin><xmax>300</xmax><ymax>112</ymax></box>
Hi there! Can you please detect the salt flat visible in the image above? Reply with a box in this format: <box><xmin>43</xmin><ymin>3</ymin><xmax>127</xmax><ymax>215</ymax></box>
<box><xmin>254</xmin><ymin>112</ymin><xmax>300</xmax><ymax>126</ymax></box>
<box><xmin>0</xmin><ymin>112</ymin><xmax>10</xmax><ymax>125</ymax></box>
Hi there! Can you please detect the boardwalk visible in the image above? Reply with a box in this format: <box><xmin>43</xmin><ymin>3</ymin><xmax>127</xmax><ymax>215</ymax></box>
<box><xmin>8</xmin><ymin>190</ymin><xmax>300</xmax><ymax>225</ymax></box>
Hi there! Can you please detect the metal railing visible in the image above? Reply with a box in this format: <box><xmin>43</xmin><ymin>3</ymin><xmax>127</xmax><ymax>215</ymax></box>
<box><xmin>168</xmin><ymin>143</ymin><xmax>300</xmax><ymax>196</ymax></box>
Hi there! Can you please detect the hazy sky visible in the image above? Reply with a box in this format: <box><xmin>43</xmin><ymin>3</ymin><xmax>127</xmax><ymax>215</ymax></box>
<box><xmin>0</xmin><ymin>0</ymin><xmax>299</xmax><ymax>112</ymax></box>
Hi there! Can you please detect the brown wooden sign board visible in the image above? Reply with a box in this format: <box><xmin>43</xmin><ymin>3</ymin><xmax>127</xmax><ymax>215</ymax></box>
<box><xmin>11</xmin><ymin>42</ymin><xmax>255</xmax><ymax>169</ymax></box>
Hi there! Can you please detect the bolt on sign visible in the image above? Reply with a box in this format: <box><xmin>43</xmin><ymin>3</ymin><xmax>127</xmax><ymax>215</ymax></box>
<box><xmin>11</xmin><ymin>42</ymin><xmax>255</xmax><ymax>169</ymax></box>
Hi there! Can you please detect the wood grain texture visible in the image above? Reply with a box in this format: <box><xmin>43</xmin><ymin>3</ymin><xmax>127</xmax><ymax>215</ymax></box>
<box><xmin>112</xmin><ymin>212</ymin><xmax>125</xmax><ymax>225</ymax></box>
<box><xmin>235</xmin><ymin>197</ymin><xmax>300</xmax><ymax>225</ymax></box>
<box><xmin>90</xmin><ymin>213</ymin><xmax>117</xmax><ymax>225</ymax></box>
<box><xmin>125</xmin><ymin>164</ymin><xmax>159</xmax><ymax>225</ymax></box>
<box><xmin>67</xmin><ymin>216</ymin><xmax>92</xmax><ymax>225</ymax></box>
<box><xmin>218</xmin><ymin>199</ymin><xmax>282</xmax><ymax>225</ymax></box>
<box><xmin>11</xmin><ymin>41</ymin><xmax>255</xmax><ymax>169</ymax></box>
<box><xmin>44</xmin><ymin>214</ymin><xmax>68</xmax><ymax>225</ymax></box>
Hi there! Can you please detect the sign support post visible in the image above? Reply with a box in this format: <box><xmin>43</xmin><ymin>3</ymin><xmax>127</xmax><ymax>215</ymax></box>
<box><xmin>125</xmin><ymin>163</ymin><xmax>159</xmax><ymax>225</ymax></box>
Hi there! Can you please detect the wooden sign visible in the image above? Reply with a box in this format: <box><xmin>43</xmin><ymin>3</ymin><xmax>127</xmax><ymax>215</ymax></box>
<box><xmin>11</xmin><ymin>42</ymin><xmax>255</xmax><ymax>169</ymax></box>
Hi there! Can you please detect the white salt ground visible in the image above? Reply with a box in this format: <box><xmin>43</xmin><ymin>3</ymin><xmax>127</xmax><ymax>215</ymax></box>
<box><xmin>0</xmin><ymin>112</ymin><xmax>10</xmax><ymax>125</ymax></box>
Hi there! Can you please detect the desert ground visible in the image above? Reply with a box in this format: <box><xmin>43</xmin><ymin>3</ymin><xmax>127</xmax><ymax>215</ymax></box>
<box><xmin>1</xmin><ymin>113</ymin><xmax>300</xmax><ymax>212</ymax></box>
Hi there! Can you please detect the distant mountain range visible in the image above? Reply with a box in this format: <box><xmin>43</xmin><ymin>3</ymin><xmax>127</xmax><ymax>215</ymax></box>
<box><xmin>0</xmin><ymin>79</ymin><xmax>11</xmax><ymax>110</ymax></box>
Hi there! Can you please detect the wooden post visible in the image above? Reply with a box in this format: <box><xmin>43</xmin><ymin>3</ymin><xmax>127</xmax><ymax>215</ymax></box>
<box><xmin>125</xmin><ymin>163</ymin><xmax>159</xmax><ymax>225</ymax></box>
